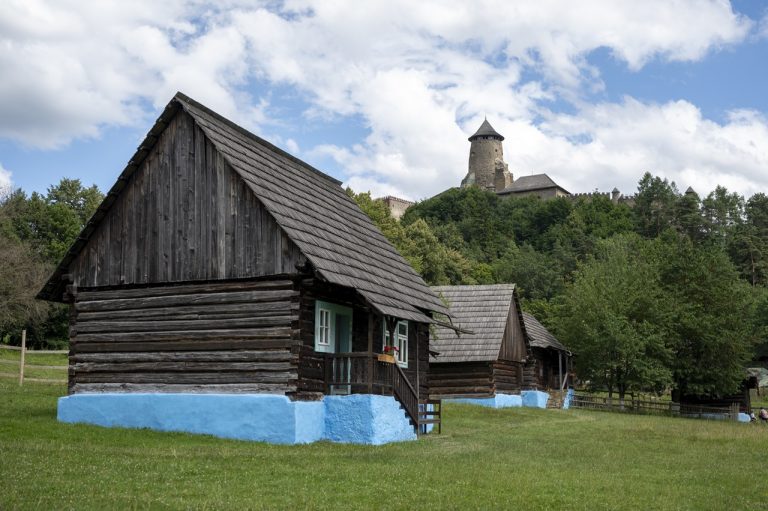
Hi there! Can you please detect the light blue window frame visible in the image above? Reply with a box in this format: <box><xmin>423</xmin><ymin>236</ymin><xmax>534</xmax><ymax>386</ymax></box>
<box><xmin>314</xmin><ymin>300</ymin><xmax>353</xmax><ymax>353</ymax></box>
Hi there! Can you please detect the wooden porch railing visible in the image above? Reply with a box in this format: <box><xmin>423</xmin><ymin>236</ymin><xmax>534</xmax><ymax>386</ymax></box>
<box><xmin>323</xmin><ymin>352</ymin><xmax>424</xmax><ymax>430</ymax></box>
<box><xmin>324</xmin><ymin>352</ymin><xmax>393</xmax><ymax>394</ymax></box>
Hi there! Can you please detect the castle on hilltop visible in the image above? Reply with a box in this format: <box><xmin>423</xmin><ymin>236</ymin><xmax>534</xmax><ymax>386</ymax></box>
<box><xmin>461</xmin><ymin>119</ymin><xmax>632</xmax><ymax>204</ymax></box>
<box><xmin>380</xmin><ymin>119</ymin><xmax>635</xmax><ymax>219</ymax></box>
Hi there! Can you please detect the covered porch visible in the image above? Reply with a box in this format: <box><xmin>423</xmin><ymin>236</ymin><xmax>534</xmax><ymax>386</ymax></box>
<box><xmin>323</xmin><ymin>348</ymin><xmax>441</xmax><ymax>433</ymax></box>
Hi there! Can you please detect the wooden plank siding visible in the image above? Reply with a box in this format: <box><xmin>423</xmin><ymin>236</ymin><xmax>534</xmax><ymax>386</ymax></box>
<box><xmin>68</xmin><ymin>279</ymin><xmax>301</xmax><ymax>395</ymax></box>
<box><xmin>429</xmin><ymin>362</ymin><xmax>494</xmax><ymax>398</ymax></box>
<box><xmin>498</xmin><ymin>293</ymin><xmax>526</xmax><ymax>363</ymax></box>
<box><xmin>67</xmin><ymin>110</ymin><xmax>305</xmax><ymax>290</ymax></box>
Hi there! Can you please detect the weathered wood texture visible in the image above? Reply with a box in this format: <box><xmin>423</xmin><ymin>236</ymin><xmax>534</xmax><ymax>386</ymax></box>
<box><xmin>529</xmin><ymin>348</ymin><xmax>565</xmax><ymax>390</ymax></box>
<box><xmin>68</xmin><ymin>279</ymin><xmax>301</xmax><ymax>394</ymax></box>
<box><xmin>499</xmin><ymin>293</ymin><xmax>526</xmax><ymax>362</ymax></box>
<box><xmin>295</xmin><ymin>277</ymin><xmax>428</xmax><ymax>399</ymax></box>
<box><xmin>68</xmin><ymin>110</ymin><xmax>304</xmax><ymax>290</ymax></box>
<box><xmin>522</xmin><ymin>312</ymin><xmax>567</xmax><ymax>352</ymax></box>
<box><xmin>492</xmin><ymin>360</ymin><xmax>523</xmax><ymax>393</ymax></box>
<box><xmin>428</xmin><ymin>362</ymin><xmax>494</xmax><ymax>398</ymax></box>
<box><xmin>430</xmin><ymin>284</ymin><xmax>521</xmax><ymax>363</ymax></box>
<box><xmin>522</xmin><ymin>361</ymin><xmax>539</xmax><ymax>390</ymax></box>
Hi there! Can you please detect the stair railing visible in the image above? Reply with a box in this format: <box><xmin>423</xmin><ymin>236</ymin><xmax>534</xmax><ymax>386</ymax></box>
<box><xmin>391</xmin><ymin>362</ymin><xmax>419</xmax><ymax>427</ymax></box>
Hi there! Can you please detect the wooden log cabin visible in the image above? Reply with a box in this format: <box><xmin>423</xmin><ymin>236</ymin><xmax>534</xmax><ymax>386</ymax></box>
<box><xmin>429</xmin><ymin>284</ymin><xmax>570</xmax><ymax>406</ymax></box>
<box><xmin>429</xmin><ymin>284</ymin><xmax>529</xmax><ymax>399</ymax></box>
<box><xmin>521</xmin><ymin>312</ymin><xmax>572</xmax><ymax>391</ymax></box>
<box><xmin>38</xmin><ymin>92</ymin><xmax>447</xmax><ymax>444</ymax></box>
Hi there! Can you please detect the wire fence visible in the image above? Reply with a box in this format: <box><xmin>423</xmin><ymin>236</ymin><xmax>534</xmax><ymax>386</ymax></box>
<box><xmin>0</xmin><ymin>330</ymin><xmax>67</xmax><ymax>385</ymax></box>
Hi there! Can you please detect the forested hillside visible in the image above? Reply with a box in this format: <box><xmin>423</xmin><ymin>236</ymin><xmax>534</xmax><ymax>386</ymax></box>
<box><xmin>352</xmin><ymin>172</ymin><xmax>768</xmax><ymax>400</ymax></box>
<box><xmin>2</xmin><ymin>173</ymin><xmax>765</xmax><ymax>399</ymax></box>
<box><xmin>0</xmin><ymin>179</ymin><xmax>103</xmax><ymax>348</ymax></box>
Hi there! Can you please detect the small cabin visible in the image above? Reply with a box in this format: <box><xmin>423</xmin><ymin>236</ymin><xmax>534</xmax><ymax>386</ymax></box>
<box><xmin>39</xmin><ymin>93</ymin><xmax>447</xmax><ymax>445</ymax></box>
<box><xmin>429</xmin><ymin>284</ymin><xmax>570</xmax><ymax>408</ymax></box>
<box><xmin>522</xmin><ymin>312</ymin><xmax>572</xmax><ymax>391</ymax></box>
<box><xmin>429</xmin><ymin>284</ymin><xmax>528</xmax><ymax>402</ymax></box>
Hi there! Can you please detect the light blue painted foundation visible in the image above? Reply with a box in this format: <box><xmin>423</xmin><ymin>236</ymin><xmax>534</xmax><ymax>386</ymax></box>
<box><xmin>446</xmin><ymin>391</ymin><xmax>550</xmax><ymax>409</ymax></box>
<box><xmin>522</xmin><ymin>390</ymin><xmax>549</xmax><ymax>408</ymax></box>
<box><xmin>562</xmin><ymin>388</ymin><xmax>575</xmax><ymax>410</ymax></box>
<box><xmin>58</xmin><ymin>393</ymin><xmax>415</xmax><ymax>445</ymax></box>
<box><xmin>447</xmin><ymin>393</ymin><xmax>523</xmax><ymax>409</ymax></box>
<box><xmin>324</xmin><ymin>394</ymin><xmax>416</xmax><ymax>444</ymax></box>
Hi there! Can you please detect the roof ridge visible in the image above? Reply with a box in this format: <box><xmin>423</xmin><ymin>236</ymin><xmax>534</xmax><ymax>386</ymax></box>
<box><xmin>174</xmin><ymin>92</ymin><xmax>342</xmax><ymax>186</ymax></box>
<box><xmin>39</xmin><ymin>92</ymin><xmax>446</xmax><ymax>317</ymax></box>
<box><xmin>176</xmin><ymin>93</ymin><xmax>446</xmax><ymax>316</ymax></box>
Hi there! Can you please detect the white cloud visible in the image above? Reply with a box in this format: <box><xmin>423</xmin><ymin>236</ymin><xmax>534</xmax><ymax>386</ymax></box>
<box><xmin>0</xmin><ymin>0</ymin><xmax>262</xmax><ymax>148</ymax></box>
<box><xmin>512</xmin><ymin>99</ymin><xmax>768</xmax><ymax>198</ymax></box>
<box><xmin>0</xmin><ymin>162</ymin><xmax>12</xmax><ymax>198</ymax></box>
<box><xmin>0</xmin><ymin>0</ymin><xmax>763</xmax><ymax>200</ymax></box>
<box><xmin>227</xmin><ymin>0</ymin><xmax>756</xmax><ymax>198</ymax></box>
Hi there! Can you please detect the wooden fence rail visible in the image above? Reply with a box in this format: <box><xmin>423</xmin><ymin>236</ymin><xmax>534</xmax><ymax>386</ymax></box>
<box><xmin>0</xmin><ymin>330</ymin><xmax>67</xmax><ymax>385</ymax></box>
<box><xmin>570</xmin><ymin>393</ymin><xmax>738</xmax><ymax>421</ymax></box>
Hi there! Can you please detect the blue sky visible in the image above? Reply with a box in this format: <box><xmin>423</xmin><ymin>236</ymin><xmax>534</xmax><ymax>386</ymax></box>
<box><xmin>1</xmin><ymin>1</ymin><xmax>767</xmax><ymax>201</ymax></box>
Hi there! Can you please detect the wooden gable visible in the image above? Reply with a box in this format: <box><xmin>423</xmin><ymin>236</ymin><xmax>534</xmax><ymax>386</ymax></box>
<box><xmin>498</xmin><ymin>292</ymin><xmax>527</xmax><ymax>362</ymax></box>
<box><xmin>40</xmin><ymin>93</ymin><xmax>445</xmax><ymax>328</ymax></box>
<box><xmin>67</xmin><ymin>109</ymin><xmax>304</xmax><ymax>290</ymax></box>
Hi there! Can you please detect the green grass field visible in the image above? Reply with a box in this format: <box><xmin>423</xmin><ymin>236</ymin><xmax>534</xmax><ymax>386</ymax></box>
<box><xmin>0</xmin><ymin>348</ymin><xmax>68</xmax><ymax>381</ymax></box>
<box><xmin>1</xmin><ymin>380</ymin><xmax>766</xmax><ymax>510</ymax></box>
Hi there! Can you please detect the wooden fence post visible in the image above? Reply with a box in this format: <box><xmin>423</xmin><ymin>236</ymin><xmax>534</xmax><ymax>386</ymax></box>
<box><xmin>19</xmin><ymin>329</ymin><xmax>26</xmax><ymax>386</ymax></box>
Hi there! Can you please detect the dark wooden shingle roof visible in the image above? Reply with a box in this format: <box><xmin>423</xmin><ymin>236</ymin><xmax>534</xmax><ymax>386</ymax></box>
<box><xmin>430</xmin><ymin>284</ymin><xmax>516</xmax><ymax>362</ymax></box>
<box><xmin>38</xmin><ymin>93</ymin><xmax>446</xmax><ymax>320</ymax></box>
<box><xmin>522</xmin><ymin>312</ymin><xmax>567</xmax><ymax>352</ymax></box>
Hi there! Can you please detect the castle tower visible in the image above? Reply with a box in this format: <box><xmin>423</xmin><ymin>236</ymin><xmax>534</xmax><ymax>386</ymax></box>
<box><xmin>461</xmin><ymin>119</ymin><xmax>512</xmax><ymax>191</ymax></box>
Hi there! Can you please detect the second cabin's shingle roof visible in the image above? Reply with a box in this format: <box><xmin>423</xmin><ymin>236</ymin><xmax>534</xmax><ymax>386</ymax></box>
<box><xmin>38</xmin><ymin>93</ymin><xmax>447</xmax><ymax>321</ymax></box>
<box><xmin>522</xmin><ymin>312</ymin><xmax>567</xmax><ymax>352</ymax></box>
<box><xmin>430</xmin><ymin>284</ymin><xmax>516</xmax><ymax>363</ymax></box>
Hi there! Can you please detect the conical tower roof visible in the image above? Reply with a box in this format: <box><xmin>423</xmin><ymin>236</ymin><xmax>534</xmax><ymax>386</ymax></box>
<box><xmin>468</xmin><ymin>119</ymin><xmax>504</xmax><ymax>141</ymax></box>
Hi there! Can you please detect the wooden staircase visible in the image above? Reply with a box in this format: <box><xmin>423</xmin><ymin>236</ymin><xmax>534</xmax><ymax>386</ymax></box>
<box><xmin>391</xmin><ymin>362</ymin><xmax>441</xmax><ymax>434</ymax></box>
<box><xmin>546</xmin><ymin>390</ymin><xmax>564</xmax><ymax>409</ymax></box>
<box><xmin>324</xmin><ymin>353</ymin><xmax>442</xmax><ymax>435</ymax></box>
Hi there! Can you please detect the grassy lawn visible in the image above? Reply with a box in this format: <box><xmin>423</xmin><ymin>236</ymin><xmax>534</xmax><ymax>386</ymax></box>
<box><xmin>0</xmin><ymin>349</ymin><xmax>68</xmax><ymax>381</ymax></box>
<box><xmin>1</xmin><ymin>379</ymin><xmax>766</xmax><ymax>510</ymax></box>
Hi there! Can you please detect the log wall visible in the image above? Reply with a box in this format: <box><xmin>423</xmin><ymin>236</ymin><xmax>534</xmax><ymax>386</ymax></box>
<box><xmin>492</xmin><ymin>360</ymin><xmax>523</xmax><ymax>394</ymax></box>
<box><xmin>68</xmin><ymin>109</ymin><xmax>305</xmax><ymax>290</ymax></box>
<box><xmin>68</xmin><ymin>278</ymin><xmax>301</xmax><ymax>394</ymax></box>
<box><xmin>522</xmin><ymin>361</ymin><xmax>538</xmax><ymax>390</ymax></box>
<box><xmin>428</xmin><ymin>362</ymin><xmax>494</xmax><ymax>398</ymax></box>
